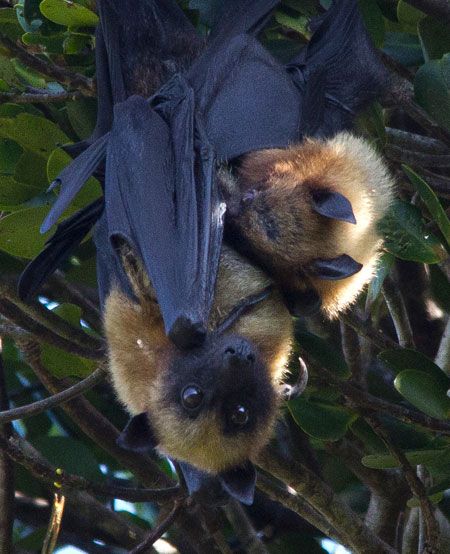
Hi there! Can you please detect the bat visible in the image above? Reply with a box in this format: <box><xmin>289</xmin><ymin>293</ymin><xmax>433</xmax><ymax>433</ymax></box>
<box><xmin>106</xmin><ymin>239</ymin><xmax>293</xmax><ymax>505</ymax></box>
<box><xmin>222</xmin><ymin>132</ymin><xmax>395</xmax><ymax>318</ymax></box>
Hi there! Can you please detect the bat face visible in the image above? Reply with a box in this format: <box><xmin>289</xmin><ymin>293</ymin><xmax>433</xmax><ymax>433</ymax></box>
<box><xmin>149</xmin><ymin>334</ymin><xmax>277</xmax><ymax>473</ymax></box>
<box><xmin>224</xmin><ymin>132</ymin><xmax>395</xmax><ymax>317</ymax></box>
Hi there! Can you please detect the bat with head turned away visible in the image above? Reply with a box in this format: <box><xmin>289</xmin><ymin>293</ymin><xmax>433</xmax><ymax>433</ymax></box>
<box><xmin>18</xmin><ymin>0</ymin><xmax>394</xmax><ymax>504</ymax></box>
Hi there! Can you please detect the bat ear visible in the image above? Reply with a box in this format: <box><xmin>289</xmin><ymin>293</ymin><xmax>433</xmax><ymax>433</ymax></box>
<box><xmin>283</xmin><ymin>288</ymin><xmax>322</xmax><ymax>317</ymax></box>
<box><xmin>311</xmin><ymin>191</ymin><xmax>356</xmax><ymax>224</ymax></box>
<box><xmin>117</xmin><ymin>413</ymin><xmax>158</xmax><ymax>453</ymax></box>
<box><xmin>178</xmin><ymin>462</ymin><xmax>211</xmax><ymax>495</ymax></box>
<box><xmin>219</xmin><ymin>461</ymin><xmax>256</xmax><ymax>505</ymax></box>
<box><xmin>308</xmin><ymin>254</ymin><xmax>363</xmax><ymax>280</ymax></box>
<box><xmin>178</xmin><ymin>462</ymin><xmax>230</xmax><ymax>506</ymax></box>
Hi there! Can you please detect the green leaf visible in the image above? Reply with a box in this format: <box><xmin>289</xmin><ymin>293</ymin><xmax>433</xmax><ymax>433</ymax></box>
<box><xmin>350</xmin><ymin>418</ymin><xmax>388</xmax><ymax>453</ymax></box>
<box><xmin>0</xmin><ymin>113</ymin><xmax>70</xmax><ymax>157</ymax></box>
<box><xmin>0</xmin><ymin>140</ymin><xmax>22</xmax><ymax>174</ymax></box>
<box><xmin>288</xmin><ymin>396</ymin><xmax>357</xmax><ymax>441</ymax></box>
<box><xmin>66</xmin><ymin>97</ymin><xmax>96</xmax><ymax>140</ymax></box>
<box><xmin>14</xmin><ymin>150</ymin><xmax>48</xmax><ymax>188</ymax></box>
<box><xmin>357</xmin><ymin>0</ymin><xmax>385</xmax><ymax>48</ymax></box>
<box><xmin>22</xmin><ymin>31</ymin><xmax>65</xmax><ymax>53</ymax></box>
<box><xmin>394</xmin><ymin>370</ymin><xmax>450</xmax><ymax>419</ymax></box>
<box><xmin>415</xmin><ymin>55</ymin><xmax>450</xmax><ymax>132</ymax></box>
<box><xmin>407</xmin><ymin>492</ymin><xmax>444</xmax><ymax>508</ymax></box>
<box><xmin>0</xmin><ymin>206</ymin><xmax>52</xmax><ymax>258</ymax></box>
<box><xmin>275</xmin><ymin>11</ymin><xmax>309</xmax><ymax>37</ymax></box>
<box><xmin>11</xmin><ymin>58</ymin><xmax>47</xmax><ymax>88</ymax></box>
<box><xmin>402</xmin><ymin>165</ymin><xmax>450</xmax><ymax>248</ymax></box>
<box><xmin>63</xmin><ymin>31</ymin><xmax>92</xmax><ymax>54</ymax></box>
<box><xmin>0</xmin><ymin>175</ymin><xmax>40</xmax><ymax>208</ymax></box>
<box><xmin>295</xmin><ymin>330</ymin><xmax>350</xmax><ymax>379</ymax></box>
<box><xmin>418</xmin><ymin>17</ymin><xmax>450</xmax><ymax>62</ymax></box>
<box><xmin>429</xmin><ymin>265</ymin><xmax>450</xmax><ymax>314</ymax></box>
<box><xmin>397</xmin><ymin>0</ymin><xmax>424</xmax><ymax>33</ymax></box>
<box><xmin>383</xmin><ymin>32</ymin><xmax>424</xmax><ymax>66</ymax></box>
<box><xmin>379</xmin><ymin>349</ymin><xmax>450</xmax><ymax>388</ymax></box>
<box><xmin>47</xmin><ymin>147</ymin><xmax>101</xmax><ymax>209</ymax></box>
<box><xmin>41</xmin><ymin>344</ymin><xmax>95</xmax><ymax>377</ymax></box>
<box><xmin>378</xmin><ymin>199</ymin><xmax>447</xmax><ymax>264</ymax></box>
<box><xmin>366</xmin><ymin>252</ymin><xmax>394</xmax><ymax>307</ymax></box>
<box><xmin>362</xmin><ymin>448</ymin><xmax>449</xmax><ymax>469</ymax></box>
<box><xmin>40</xmin><ymin>0</ymin><xmax>99</xmax><ymax>27</ymax></box>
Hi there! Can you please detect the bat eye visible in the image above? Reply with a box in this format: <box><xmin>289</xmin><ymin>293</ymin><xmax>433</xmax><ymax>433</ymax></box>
<box><xmin>230</xmin><ymin>404</ymin><xmax>249</xmax><ymax>428</ymax></box>
<box><xmin>181</xmin><ymin>385</ymin><xmax>204</xmax><ymax>410</ymax></box>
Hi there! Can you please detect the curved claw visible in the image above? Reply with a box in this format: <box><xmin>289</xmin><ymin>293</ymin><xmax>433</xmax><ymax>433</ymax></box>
<box><xmin>280</xmin><ymin>357</ymin><xmax>309</xmax><ymax>400</ymax></box>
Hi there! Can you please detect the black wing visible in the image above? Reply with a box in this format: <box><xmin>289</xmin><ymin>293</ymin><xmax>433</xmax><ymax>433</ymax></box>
<box><xmin>105</xmin><ymin>93</ymin><xmax>224</xmax><ymax>347</ymax></box>
<box><xmin>19</xmin><ymin>0</ymin><xmax>199</xmax><ymax>301</ymax></box>
<box><xmin>288</xmin><ymin>0</ymin><xmax>388</xmax><ymax>138</ymax></box>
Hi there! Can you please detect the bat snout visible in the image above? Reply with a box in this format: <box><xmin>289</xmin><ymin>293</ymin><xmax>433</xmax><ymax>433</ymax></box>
<box><xmin>223</xmin><ymin>338</ymin><xmax>256</xmax><ymax>369</ymax></box>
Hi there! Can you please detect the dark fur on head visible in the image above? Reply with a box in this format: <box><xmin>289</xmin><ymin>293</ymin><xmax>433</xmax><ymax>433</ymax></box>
<box><xmin>161</xmin><ymin>334</ymin><xmax>276</xmax><ymax>437</ymax></box>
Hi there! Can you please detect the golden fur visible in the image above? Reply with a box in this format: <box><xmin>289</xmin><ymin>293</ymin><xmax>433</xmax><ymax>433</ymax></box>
<box><xmin>230</xmin><ymin>132</ymin><xmax>395</xmax><ymax>317</ymax></box>
<box><xmin>104</xmin><ymin>245</ymin><xmax>293</xmax><ymax>473</ymax></box>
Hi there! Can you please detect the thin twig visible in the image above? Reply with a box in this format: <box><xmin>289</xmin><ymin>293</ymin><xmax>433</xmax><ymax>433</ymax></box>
<box><xmin>386</xmin><ymin>128</ymin><xmax>449</xmax><ymax>155</ymax></box>
<box><xmin>385</xmin><ymin>145</ymin><xmax>450</xmax><ymax>169</ymax></box>
<box><xmin>383</xmin><ymin>75</ymin><xmax>450</xmax><ymax>148</ymax></box>
<box><xmin>435</xmin><ymin>318</ymin><xmax>450</xmax><ymax>376</ymax></box>
<box><xmin>0</xmin><ymin>90</ymin><xmax>88</xmax><ymax>104</ymax></box>
<box><xmin>321</xmin><ymin>370</ymin><xmax>450</xmax><ymax>436</ymax></box>
<box><xmin>382</xmin><ymin>276</ymin><xmax>416</xmax><ymax>349</ymax></box>
<box><xmin>0</xmin><ymin>434</ymin><xmax>182</xmax><ymax>503</ymax></box>
<box><xmin>256</xmin><ymin>472</ymin><xmax>342</xmax><ymax>543</ymax></box>
<box><xmin>0</xmin><ymin>283</ymin><xmax>104</xmax><ymax>354</ymax></box>
<box><xmin>0</xmin><ymin>299</ymin><xmax>104</xmax><ymax>360</ymax></box>
<box><xmin>340</xmin><ymin>321</ymin><xmax>364</xmax><ymax>386</ymax></box>
<box><xmin>258</xmin><ymin>444</ymin><xmax>397</xmax><ymax>554</ymax></box>
<box><xmin>0</xmin><ymin>343</ymin><xmax>14</xmax><ymax>554</ymax></box>
<box><xmin>0</xmin><ymin>365</ymin><xmax>107</xmax><ymax>425</ymax></box>
<box><xmin>0</xmin><ymin>34</ymin><xmax>95</xmax><ymax>95</ymax></box>
<box><xmin>365</xmin><ymin>415</ymin><xmax>440</xmax><ymax>554</ymax></box>
<box><xmin>341</xmin><ymin>312</ymin><xmax>400</xmax><ymax>351</ymax></box>
<box><xmin>129</xmin><ymin>502</ymin><xmax>184</xmax><ymax>554</ymax></box>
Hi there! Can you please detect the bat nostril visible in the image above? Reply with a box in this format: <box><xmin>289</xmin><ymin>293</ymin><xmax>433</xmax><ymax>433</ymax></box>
<box><xmin>246</xmin><ymin>353</ymin><xmax>255</xmax><ymax>363</ymax></box>
<box><xmin>225</xmin><ymin>347</ymin><xmax>236</xmax><ymax>355</ymax></box>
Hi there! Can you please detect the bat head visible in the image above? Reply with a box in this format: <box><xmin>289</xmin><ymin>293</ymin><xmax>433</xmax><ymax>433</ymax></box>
<box><xmin>151</xmin><ymin>334</ymin><xmax>277</xmax><ymax>471</ymax></box>
<box><xmin>226</xmin><ymin>132</ymin><xmax>395</xmax><ymax>317</ymax></box>
<box><xmin>116</xmin><ymin>333</ymin><xmax>277</xmax><ymax>505</ymax></box>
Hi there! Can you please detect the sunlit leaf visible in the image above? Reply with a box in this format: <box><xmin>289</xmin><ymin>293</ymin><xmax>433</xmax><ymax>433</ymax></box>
<box><xmin>40</xmin><ymin>0</ymin><xmax>99</xmax><ymax>27</ymax></box>
<box><xmin>394</xmin><ymin>370</ymin><xmax>450</xmax><ymax>419</ymax></box>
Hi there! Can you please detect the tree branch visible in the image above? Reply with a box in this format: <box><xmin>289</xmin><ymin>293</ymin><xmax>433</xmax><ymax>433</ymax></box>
<box><xmin>340</xmin><ymin>312</ymin><xmax>400</xmax><ymax>351</ymax></box>
<box><xmin>0</xmin><ymin>345</ymin><xmax>14</xmax><ymax>554</ymax></box>
<box><xmin>1</xmin><ymin>431</ymin><xmax>182</xmax><ymax>505</ymax></box>
<box><xmin>129</xmin><ymin>501</ymin><xmax>184</xmax><ymax>554</ymax></box>
<box><xmin>365</xmin><ymin>415</ymin><xmax>440</xmax><ymax>554</ymax></box>
<box><xmin>0</xmin><ymin>299</ymin><xmax>103</xmax><ymax>360</ymax></box>
<box><xmin>435</xmin><ymin>317</ymin><xmax>450</xmax><ymax>376</ymax></box>
<box><xmin>256</xmin><ymin>472</ymin><xmax>342</xmax><ymax>543</ymax></box>
<box><xmin>0</xmin><ymin>90</ymin><xmax>89</xmax><ymax>104</ymax></box>
<box><xmin>321</xmin><ymin>370</ymin><xmax>450</xmax><ymax>436</ymax></box>
<box><xmin>0</xmin><ymin>33</ymin><xmax>95</xmax><ymax>95</ymax></box>
<box><xmin>258</xmin><ymin>444</ymin><xmax>397</xmax><ymax>554</ymax></box>
<box><xmin>382</xmin><ymin>276</ymin><xmax>416</xmax><ymax>349</ymax></box>
<box><xmin>0</xmin><ymin>365</ymin><xmax>107</xmax><ymax>425</ymax></box>
<box><xmin>386</xmin><ymin>128</ymin><xmax>449</xmax><ymax>155</ymax></box>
